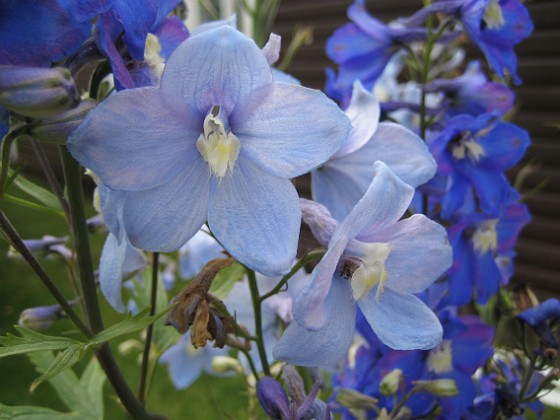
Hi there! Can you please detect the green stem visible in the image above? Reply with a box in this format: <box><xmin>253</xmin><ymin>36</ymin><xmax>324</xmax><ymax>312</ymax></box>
<box><xmin>0</xmin><ymin>210</ymin><xmax>92</xmax><ymax>338</ymax></box>
<box><xmin>59</xmin><ymin>147</ymin><xmax>162</xmax><ymax>419</ymax></box>
<box><xmin>246</xmin><ymin>268</ymin><xmax>270</xmax><ymax>376</ymax></box>
<box><xmin>240</xmin><ymin>348</ymin><xmax>260</xmax><ymax>381</ymax></box>
<box><xmin>138</xmin><ymin>252</ymin><xmax>159</xmax><ymax>404</ymax></box>
<box><xmin>259</xmin><ymin>250</ymin><xmax>325</xmax><ymax>303</ymax></box>
<box><xmin>31</xmin><ymin>139</ymin><xmax>71</xmax><ymax>222</ymax></box>
<box><xmin>59</xmin><ymin>146</ymin><xmax>104</xmax><ymax>333</ymax></box>
<box><xmin>519</xmin><ymin>358</ymin><xmax>536</xmax><ymax>401</ymax></box>
<box><xmin>0</xmin><ymin>126</ymin><xmax>27</xmax><ymax>199</ymax></box>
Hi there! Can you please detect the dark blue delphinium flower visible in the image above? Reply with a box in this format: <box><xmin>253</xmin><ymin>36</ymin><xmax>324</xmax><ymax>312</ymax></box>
<box><xmin>325</xmin><ymin>0</ymin><xmax>430</xmax><ymax>102</ymax></box>
<box><xmin>0</xmin><ymin>0</ymin><xmax>91</xmax><ymax>67</ymax></box>
<box><xmin>427</xmin><ymin>61</ymin><xmax>515</xmax><ymax>117</ymax></box>
<box><xmin>429</xmin><ymin>112</ymin><xmax>530</xmax><ymax>218</ymax></box>
<box><xmin>443</xmin><ymin>201</ymin><xmax>531</xmax><ymax>306</ymax></box>
<box><xmin>341</xmin><ymin>310</ymin><xmax>494</xmax><ymax>419</ymax></box>
<box><xmin>518</xmin><ymin>298</ymin><xmax>560</xmax><ymax>356</ymax></box>
<box><xmin>402</xmin><ymin>0</ymin><xmax>533</xmax><ymax>84</ymax></box>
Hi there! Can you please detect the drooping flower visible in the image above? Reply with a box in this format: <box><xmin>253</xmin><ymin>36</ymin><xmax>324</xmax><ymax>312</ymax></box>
<box><xmin>68</xmin><ymin>25</ymin><xmax>350</xmax><ymax>277</ymax></box>
<box><xmin>273</xmin><ymin>162</ymin><xmax>452</xmax><ymax>368</ymax></box>
<box><xmin>312</xmin><ymin>81</ymin><xmax>437</xmax><ymax>221</ymax></box>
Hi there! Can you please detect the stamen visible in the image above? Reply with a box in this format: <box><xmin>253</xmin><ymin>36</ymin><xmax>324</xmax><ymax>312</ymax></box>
<box><xmin>350</xmin><ymin>242</ymin><xmax>392</xmax><ymax>301</ymax></box>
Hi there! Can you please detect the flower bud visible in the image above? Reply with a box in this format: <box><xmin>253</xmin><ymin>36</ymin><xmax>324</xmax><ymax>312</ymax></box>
<box><xmin>27</xmin><ymin>99</ymin><xmax>95</xmax><ymax>144</ymax></box>
<box><xmin>335</xmin><ymin>388</ymin><xmax>378</xmax><ymax>410</ymax></box>
<box><xmin>0</xmin><ymin>66</ymin><xmax>80</xmax><ymax>119</ymax></box>
<box><xmin>256</xmin><ymin>376</ymin><xmax>290</xmax><ymax>419</ymax></box>
<box><xmin>18</xmin><ymin>304</ymin><xmax>65</xmax><ymax>330</ymax></box>
<box><xmin>412</xmin><ymin>379</ymin><xmax>459</xmax><ymax>397</ymax></box>
<box><xmin>380</xmin><ymin>368</ymin><xmax>402</xmax><ymax>396</ymax></box>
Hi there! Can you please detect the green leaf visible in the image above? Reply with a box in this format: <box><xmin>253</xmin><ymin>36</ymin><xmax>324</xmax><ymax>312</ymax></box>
<box><xmin>0</xmin><ymin>327</ymin><xmax>81</xmax><ymax>359</ymax></box>
<box><xmin>27</xmin><ymin>352</ymin><xmax>105</xmax><ymax>419</ymax></box>
<box><xmin>8</xmin><ymin>170</ymin><xmax>62</xmax><ymax>212</ymax></box>
<box><xmin>87</xmin><ymin>307</ymin><xmax>171</xmax><ymax>347</ymax></box>
<box><xmin>0</xmin><ymin>403</ymin><xmax>78</xmax><ymax>419</ymax></box>
<box><xmin>210</xmin><ymin>261</ymin><xmax>245</xmax><ymax>300</ymax></box>
<box><xmin>2</xmin><ymin>195</ymin><xmax>64</xmax><ymax>217</ymax></box>
<box><xmin>30</xmin><ymin>346</ymin><xmax>83</xmax><ymax>392</ymax></box>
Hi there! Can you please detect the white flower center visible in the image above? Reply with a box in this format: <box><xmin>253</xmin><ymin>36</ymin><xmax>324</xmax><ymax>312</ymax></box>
<box><xmin>483</xmin><ymin>0</ymin><xmax>506</xmax><ymax>30</ymax></box>
<box><xmin>350</xmin><ymin>242</ymin><xmax>392</xmax><ymax>301</ymax></box>
<box><xmin>144</xmin><ymin>33</ymin><xmax>165</xmax><ymax>82</ymax></box>
<box><xmin>427</xmin><ymin>340</ymin><xmax>453</xmax><ymax>373</ymax></box>
<box><xmin>196</xmin><ymin>107</ymin><xmax>240</xmax><ymax>178</ymax></box>
<box><xmin>472</xmin><ymin>220</ymin><xmax>498</xmax><ymax>254</ymax></box>
<box><xmin>451</xmin><ymin>132</ymin><xmax>485</xmax><ymax>162</ymax></box>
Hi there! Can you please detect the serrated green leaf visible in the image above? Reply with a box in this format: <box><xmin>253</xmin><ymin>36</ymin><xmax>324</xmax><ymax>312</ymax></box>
<box><xmin>0</xmin><ymin>328</ymin><xmax>80</xmax><ymax>359</ymax></box>
<box><xmin>87</xmin><ymin>307</ymin><xmax>171</xmax><ymax>347</ymax></box>
<box><xmin>210</xmin><ymin>261</ymin><xmax>245</xmax><ymax>300</ymax></box>
<box><xmin>30</xmin><ymin>345</ymin><xmax>83</xmax><ymax>392</ymax></box>
<box><xmin>0</xmin><ymin>402</ymin><xmax>78</xmax><ymax>419</ymax></box>
<box><xmin>27</xmin><ymin>352</ymin><xmax>103</xmax><ymax>419</ymax></box>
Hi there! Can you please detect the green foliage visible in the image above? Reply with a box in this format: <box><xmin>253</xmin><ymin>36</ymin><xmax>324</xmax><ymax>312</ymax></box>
<box><xmin>0</xmin><ymin>327</ymin><xmax>80</xmax><ymax>359</ymax></box>
<box><xmin>210</xmin><ymin>261</ymin><xmax>245</xmax><ymax>300</ymax></box>
<box><xmin>0</xmin><ymin>353</ymin><xmax>105</xmax><ymax>419</ymax></box>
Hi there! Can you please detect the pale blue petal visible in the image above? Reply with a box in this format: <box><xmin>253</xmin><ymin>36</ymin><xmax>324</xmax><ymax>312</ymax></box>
<box><xmin>231</xmin><ymin>82</ymin><xmax>350</xmax><ymax>178</ymax></box>
<box><xmin>273</xmin><ymin>276</ymin><xmax>356</xmax><ymax>368</ymax></box>
<box><xmin>98</xmin><ymin>183</ymin><xmax>125</xmax><ymax>240</ymax></box>
<box><xmin>313</xmin><ymin>123</ymin><xmax>435</xmax><ymax>221</ymax></box>
<box><xmin>190</xmin><ymin>14</ymin><xmax>237</xmax><ymax>36</ymax></box>
<box><xmin>360</xmin><ymin>214</ymin><xmax>452</xmax><ymax>294</ymax></box>
<box><xmin>311</xmin><ymin>163</ymin><xmax>367</xmax><ymax>222</ymax></box>
<box><xmin>99</xmin><ymin>233</ymin><xmax>127</xmax><ymax>312</ymax></box>
<box><xmin>292</xmin><ymin>239</ymin><xmax>347</xmax><ymax>330</ymax></box>
<box><xmin>333</xmin><ymin>80</ymin><xmax>380</xmax><ymax>158</ymax></box>
<box><xmin>208</xmin><ymin>157</ymin><xmax>299</xmax><ymax>276</ymax></box>
<box><xmin>335</xmin><ymin>161</ymin><xmax>414</xmax><ymax>240</ymax></box>
<box><xmin>358</xmin><ymin>288</ymin><xmax>442</xmax><ymax>350</ymax></box>
<box><xmin>300</xmin><ymin>198</ymin><xmax>338</xmax><ymax>248</ymax></box>
<box><xmin>68</xmin><ymin>88</ymin><xmax>203</xmax><ymax>191</ymax></box>
<box><xmin>359</xmin><ymin>122</ymin><xmax>436</xmax><ymax>187</ymax></box>
<box><xmin>122</xmin><ymin>160</ymin><xmax>210</xmax><ymax>252</ymax></box>
<box><xmin>161</xmin><ymin>25</ymin><xmax>272</xmax><ymax>114</ymax></box>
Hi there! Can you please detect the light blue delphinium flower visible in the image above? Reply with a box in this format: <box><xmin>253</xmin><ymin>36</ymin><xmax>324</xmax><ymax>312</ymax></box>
<box><xmin>273</xmin><ymin>162</ymin><xmax>452</xmax><ymax>368</ymax></box>
<box><xmin>159</xmin><ymin>331</ymin><xmax>228</xmax><ymax>389</ymax></box>
<box><xmin>311</xmin><ymin>81</ymin><xmax>437</xmax><ymax>221</ymax></box>
<box><xmin>68</xmin><ymin>25</ymin><xmax>350</xmax><ymax>277</ymax></box>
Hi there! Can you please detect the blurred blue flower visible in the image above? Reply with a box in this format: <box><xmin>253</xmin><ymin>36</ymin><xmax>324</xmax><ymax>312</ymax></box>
<box><xmin>179</xmin><ymin>229</ymin><xmax>224</xmax><ymax>279</ymax></box>
<box><xmin>326</xmin><ymin>0</ymin><xmax>429</xmax><ymax>100</ymax></box>
<box><xmin>273</xmin><ymin>162</ymin><xmax>452</xmax><ymax>368</ymax></box>
<box><xmin>312</xmin><ymin>81</ymin><xmax>437</xmax><ymax>221</ymax></box>
<box><xmin>69</xmin><ymin>25</ymin><xmax>350</xmax><ymax>276</ymax></box>
<box><xmin>427</xmin><ymin>61</ymin><xmax>515</xmax><ymax>117</ymax></box>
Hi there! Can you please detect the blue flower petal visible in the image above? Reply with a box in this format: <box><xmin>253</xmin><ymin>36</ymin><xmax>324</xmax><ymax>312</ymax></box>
<box><xmin>231</xmin><ymin>82</ymin><xmax>349</xmax><ymax>179</ymax></box>
<box><xmin>208</xmin><ymin>157</ymin><xmax>299</xmax><ymax>276</ymax></box>
<box><xmin>68</xmin><ymin>87</ymin><xmax>203</xmax><ymax>191</ymax></box>
<box><xmin>362</xmin><ymin>214</ymin><xmax>452</xmax><ymax>294</ymax></box>
<box><xmin>273</xmin><ymin>276</ymin><xmax>356</xmax><ymax>368</ymax></box>
<box><xmin>99</xmin><ymin>233</ymin><xmax>127</xmax><ymax>312</ymax></box>
<box><xmin>122</xmin><ymin>159</ymin><xmax>210</xmax><ymax>252</ymax></box>
<box><xmin>358</xmin><ymin>288</ymin><xmax>442</xmax><ymax>350</ymax></box>
<box><xmin>161</xmin><ymin>25</ymin><xmax>273</xmax><ymax>114</ymax></box>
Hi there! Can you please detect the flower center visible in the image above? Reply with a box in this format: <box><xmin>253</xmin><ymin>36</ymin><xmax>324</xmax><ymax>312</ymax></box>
<box><xmin>144</xmin><ymin>33</ymin><xmax>165</xmax><ymax>82</ymax></box>
<box><xmin>450</xmin><ymin>131</ymin><xmax>485</xmax><ymax>162</ymax></box>
<box><xmin>196</xmin><ymin>106</ymin><xmax>240</xmax><ymax>178</ymax></box>
<box><xmin>483</xmin><ymin>0</ymin><xmax>506</xmax><ymax>31</ymax></box>
<box><xmin>472</xmin><ymin>220</ymin><xmax>498</xmax><ymax>254</ymax></box>
<box><xmin>349</xmin><ymin>242</ymin><xmax>392</xmax><ymax>301</ymax></box>
<box><xmin>427</xmin><ymin>340</ymin><xmax>453</xmax><ymax>373</ymax></box>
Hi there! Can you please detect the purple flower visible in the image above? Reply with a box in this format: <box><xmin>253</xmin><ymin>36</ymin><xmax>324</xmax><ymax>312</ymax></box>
<box><xmin>273</xmin><ymin>162</ymin><xmax>452</xmax><ymax>368</ymax></box>
<box><xmin>69</xmin><ymin>25</ymin><xmax>350</xmax><ymax>277</ymax></box>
